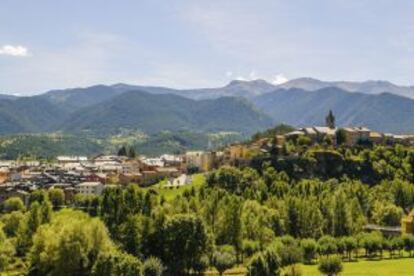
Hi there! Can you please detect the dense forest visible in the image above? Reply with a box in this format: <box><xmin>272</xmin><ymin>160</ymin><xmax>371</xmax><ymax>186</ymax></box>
<box><xmin>2</xmin><ymin>142</ymin><xmax>414</xmax><ymax>275</ymax></box>
<box><xmin>0</xmin><ymin>131</ymin><xmax>243</xmax><ymax>159</ymax></box>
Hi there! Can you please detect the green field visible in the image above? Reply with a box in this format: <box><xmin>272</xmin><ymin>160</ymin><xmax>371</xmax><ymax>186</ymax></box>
<box><xmin>147</xmin><ymin>173</ymin><xmax>206</xmax><ymax>200</ymax></box>
<box><xmin>300</xmin><ymin>258</ymin><xmax>414</xmax><ymax>275</ymax></box>
<box><xmin>203</xmin><ymin>257</ymin><xmax>414</xmax><ymax>275</ymax></box>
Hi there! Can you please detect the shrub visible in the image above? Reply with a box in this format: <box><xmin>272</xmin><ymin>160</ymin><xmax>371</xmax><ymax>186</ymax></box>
<box><xmin>246</xmin><ymin>246</ymin><xmax>282</xmax><ymax>276</ymax></box>
<box><xmin>300</xmin><ymin>239</ymin><xmax>317</xmax><ymax>264</ymax></box>
<box><xmin>2</xmin><ymin>197</ymin><xmax>25</xmax><ymax>213</ymax></box>
<box><xmin>243</xmin><ymin>239</ymin><xmax>260</xmax><ymax>257</ymax></box>
<box><xmin>193</xmin><ymin>255</ymin><xmax>209</xmax><ymax>275</ymax></box>
<box><xmin>318</xmin><ymin>235</ymin><xmax>337</xmax><ymax>256</ymax></box>
<box><xmin>142</xmin><ymin>257</ymin><xmax>164</xmax><ymax>276</ymax></box>
<box><xmin>213</xmin><ymin>251</ymin><xmax>236</xmax><ymax>276</ymax></box>
<box><xmin>318</xmin><ymin>255</ymin><xmax>343</xmax><ymax>276</ymax></box>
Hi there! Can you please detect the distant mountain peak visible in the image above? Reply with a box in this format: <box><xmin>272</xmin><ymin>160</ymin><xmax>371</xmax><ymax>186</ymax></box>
<box><xmin>277</xmin><ymin>77</ymin><xmax>414</xmax><ymax>99</ymax></box>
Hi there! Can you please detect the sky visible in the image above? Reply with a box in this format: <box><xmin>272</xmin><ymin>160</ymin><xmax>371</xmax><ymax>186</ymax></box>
<box><xmin>1</xmin><ymin>0</ymin><xmax>414</xmax><ymax>95</ymax></box>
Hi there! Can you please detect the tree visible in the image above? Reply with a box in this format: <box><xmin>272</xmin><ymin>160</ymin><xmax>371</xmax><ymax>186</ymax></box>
<box><xmin>332</xmin><ymin>191</ymin><xmax>351</xmax><ymax>236</ymax></box>
<box><xmin>247</xmin><ymin>253</ymin><xmax>270</xmax><ymax>276</ymax></box>
<box><xmin>120</xmin><ymin>215</ymin><xmax>142</xmax><ymax>256</ymax></box>
<box><xmin>92</xmin><ymin>251</ymin><xmax>142</xmax><ymax>276</ymax></box>
<box><xmin>272</xmin><ymin>238</ymin><xmax>303</xmax><ymax>267</ymax></box>
<box><xmin>246</xmin><ymin>247</ymin><xmax>282</xmax><ymax>276</ymax></box>
<box><xmin>318</xmin><ymin>255</ymin><xmax>343</xmax><ymax>276</ymax></box>
<box><xmin>48</xmin><ymin>189</ymin><xmax>65</xmax><ymax>210</ymax></box>
<box><xmin>118</xmin><ymin>146</ymin><xmax>127</xmax><ymax>156</ymax></box>
<box><xmin>29</xmin><ymin>209</ymin><xmax>114</xmax><ymax>275</ymax></box>
<box><xmin>1</xmin><ymin>211</ymin><xmax>24</xmax><ymax>237</ymax></box>
<box><xmin>359</xmin><ymin>232</ymin><xmax>383</xmax><ymax>258</ymax></box>
<box><xmin>297</xmin><ymin>136</ymin><xmax>312</xmax><ymax>147</ymax></box>
<box><xmin>40</xmin><ymin>200</ymin><xmax>53</xmax><ymax>224</ymax></box>
<box><xmin>193</xmin><ymin>254</ymin><xmax>209</xmax><ymax>275</ymax></box>
<box><xmin>2</xmin><ymin>197</ymin><xmax>25</xmax><ymax>213</ymax></box>
<box><xmin>342</xmin><ymin>236</ymin><xmax>357</xmax><ymax>261</ymax></box>
<box><xmin>128</xmin><ymin>147</ymin><xmax>137</xmax><ymax>159</ymax></box>
<box><xmin>318</xmin><ymin>235</ymin><xmax>337</xmax><ymax>256</ymax></box>
<box><xmin>372</xmin><ymin>202</ymin><xmax>403</xmax><ymax>226</ymax></box>
<box><xmin>161</xmin><ymin>214</ymin><xmax>209</xmax><ymax>274</ymax></box>
<box><xmin>0</xmin><ymin>227</ymin><xmax>15</xmax><ymax>271</ymax></box>
<box><xmin>16</xmin><ymin>202</ymin><xmax>43</xmax><ymax>256</ymax></box>
<box><xmin>213</xmin><ymin>250</ymin><xmax>236</xmax><ymax>276</ymax></box>
<box><xmin>142</xmin><ymin>257</ymin><xmax>164</xmax><ymax>276</ymax></box>
<box><xmin>29</xmin><ymin>190</ymin><xmax>48</xmax><ymax>204</ymax></box>
<box><xmin>402</xmin><ymin>234</ymin><xmax>414</xmax><ymax>257</ymax></box>
<box><xmin>242</xmin><ymin>239</ymin><xmax>260</xmax><ymax>258</ymax></box>
<box><xmin>391</xmin><ymin>236</ymin><xmax>404</xmax><ymax>257</ymax></box>
<box><xmin>325</xmin><ymin>110</ymin><xmax>335</xmax><ymax>129</ymax></box>
<box><xmin>335</xmin><ymin>129</ymin><xmax>347</xmax><ymax>145</ymax></box>
<box><xmin>300</xmin><ymin>238</ymin><xmax>317</xmax><ymax>264</ymax></box>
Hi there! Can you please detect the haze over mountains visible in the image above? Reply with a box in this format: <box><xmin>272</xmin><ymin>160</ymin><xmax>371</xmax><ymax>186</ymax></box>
<box><xmin>1</xmin><ymin>77</ymin><xmax>414</xmax><ymax>136</ymax></box>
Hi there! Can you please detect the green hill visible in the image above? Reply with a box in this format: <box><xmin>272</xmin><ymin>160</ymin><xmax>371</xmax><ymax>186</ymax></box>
<box><xmin>60</xmin><ymin>90</ymin><xmax>273</xmax><ymax>135</ymax></box>
<box><xmin>253</xmin><ymin>87</ymin><xmax>414</xmax><ymax>133</ymax></box>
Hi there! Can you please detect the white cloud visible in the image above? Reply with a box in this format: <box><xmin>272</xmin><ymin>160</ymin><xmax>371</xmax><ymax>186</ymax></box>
<box><xmin>272</xmin><ymin>74</ymin><xmax>289</xmax><ymax>85</ymax></box>
<box><xmin>249</xmin><ymin>70</ymin><xmax>258</xmax><ymax>80</ymax></box>
<box><xmin>0</xmin><ymin>45</ymin><xmax>29</xmax><ymax>57</ymax></box>
<box><xmin>225</xmin><ymin>71</ymin><xmax>233</xmax><ymax>78</ymax></box>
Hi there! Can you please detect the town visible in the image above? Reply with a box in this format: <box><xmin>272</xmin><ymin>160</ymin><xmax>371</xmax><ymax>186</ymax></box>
<box><xmin>1</xmin><ymin>111</ymin><xmax>414</xmax><ymax>209</ymax></box>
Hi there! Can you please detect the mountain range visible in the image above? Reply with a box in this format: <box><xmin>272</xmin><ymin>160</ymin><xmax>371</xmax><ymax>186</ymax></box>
<box><xmin>2</xmin><ymin>77</ymin><xmax>414</xmax><ymax>136</ymax></box>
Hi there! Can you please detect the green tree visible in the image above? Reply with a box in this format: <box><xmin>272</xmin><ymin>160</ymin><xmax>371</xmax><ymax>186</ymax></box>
<box><xmin>0</xmin><ymin>227</ymin><xmax>15</xmax><ymax>271</ymax></box>
<box><xmin>193</xmin><ymin>255</ymin><xmax>209</xmax><ymax>275</ymax></box>
<box><xmin>332</xmin><ymin>191</ymin><xmax>351</xmax><ymax>236</ymax></box>
<box><xmin>161</xmin><ymin>214</ymin><xmax>208</xmax><ymax>274</ymax></box>
<box><xmin>335</xmin><ymin>129</ymin><xmax>347</xmax><ymax>145</ymax></box>
<box><xmin>372</xmin><ymin>202</ymin><xmax>403</xmax><ymax>226</ymax></box>
<box><xmin>142</xmin><ymin>257</ymin><xmax>164</xmax><ymax>276</ymax></box>
<box><xmin>29</xmin><ymin>190</ymin><xmax>48</xmax><ymax>204</ymax></box>
<box><xmin>318</xmin><ymin>255</ymin><xmax>343</xmax><ymax>276</ymax></box>
<box><xmin>342</xmin><ymin>236</ymin><xmax>357</xmax><ymax>261</ymax></box>
<box><xmin>300</xmin><ymin>238</ymin><xmax>317</xmax><ymax>264</ymax></box>
<box><xmin>16</xmin><ymin>202</ymin><xmax>43</xmax><ymax>256</ymax></box>
<box><xmin>40</xmin><ymin>199</ymin><xmax>53</xmax><ymax>224</ymax></box>
<box><xmin>118</xmin><ymin>146</ymin><xmax>127</xmax><ymax>156</ymax></box>
<box><xmin>1</xmin><ymin>211</ymin><xmax>24</xmax><ymax>237</ymax></box>
<box><xmin>297</xmin><ymin>136</ymin><xmax>312</xmax><ymax>147</ymax></box>
<box><xmin>29</xmin><ymin>209</ymin><xmax>114</xmax><ymax>276</ymax></box>
<box><xmin>2</xmin><ymin>197</ymin><xmax>25</xmax><ymax>213</ymax></box>
<box><xmin>48</xmin><ymin>188</ymin><xmax>65</xmax><ymax>210</ymax></box>
<box><xmin>318</xmin><ymin>235</ymin><xmax>337</xmax><ymax>256</ymax></box>
<box><xmin>402</xmin><ymin>234</ymin><xmax>414</xmax><ymax>257</ymax></box>
<box><xmin>213</xmin><ymin>250</ymin><xmax>236</xmax><ymax>276</ymax></box>
<box><xmin>92</xmin><ymin>250</ymin><xmax>142</xmax><ymax>276</ymax></box>
<box><xmin>246</xmin><ymin>246</ymin><xmax>281</xmax><ymax>276</ymax></box>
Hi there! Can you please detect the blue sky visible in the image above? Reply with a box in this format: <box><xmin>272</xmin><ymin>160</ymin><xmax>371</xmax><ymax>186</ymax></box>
<box><xmin>1</xmin><ymin>0</ymin><xmax>414</xmax><ymax>95</ymax></box>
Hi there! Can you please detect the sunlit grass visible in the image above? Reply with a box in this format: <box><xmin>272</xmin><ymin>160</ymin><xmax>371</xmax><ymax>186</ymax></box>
<box><xmin>147</xmin><ymin>173</ymin><xmax>206</xmax><ymax>201</ymax></box>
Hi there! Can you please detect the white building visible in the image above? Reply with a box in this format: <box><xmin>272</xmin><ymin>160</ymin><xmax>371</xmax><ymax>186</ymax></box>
<box><xmin>57</xmin><ymin>156</ymin><xmax>88</xmax><ymax>164</ymax></box>
<box><xmin>165</xmin><ymin>174</ymin><xmax>192</xmax><ymax>188</ymax></box>
<box><xmin>76</xmin><ymin>182</ymin><xmax>104</xmax><ymax>196</ymax></box>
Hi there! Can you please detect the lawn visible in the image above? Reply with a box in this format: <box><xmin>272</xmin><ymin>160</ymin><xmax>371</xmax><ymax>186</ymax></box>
<box><xmin>147</xmin><ymin>173</ymin><xmax>206</xmax><ymax>201</ymax></box>
<box><xmin>300</xmin><ymin>258</ymin><xmax>414</xmax><ymax>275</ymax></box>
<box><xmin>203</xmin><ymin>257</ymin><xmax>414</xmax><ymax>275</ymax></box>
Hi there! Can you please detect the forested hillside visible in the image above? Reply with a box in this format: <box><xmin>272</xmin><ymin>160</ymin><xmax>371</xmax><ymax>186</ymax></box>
<box><xmin>61</xmin><ymin>91</ymin><xmax>272</xmax><ymax>135</ymax></box>
<box><xmin>253</xmin><ymin>87</ymin><xmax>414</xmax><ymax>133</ymax></box>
